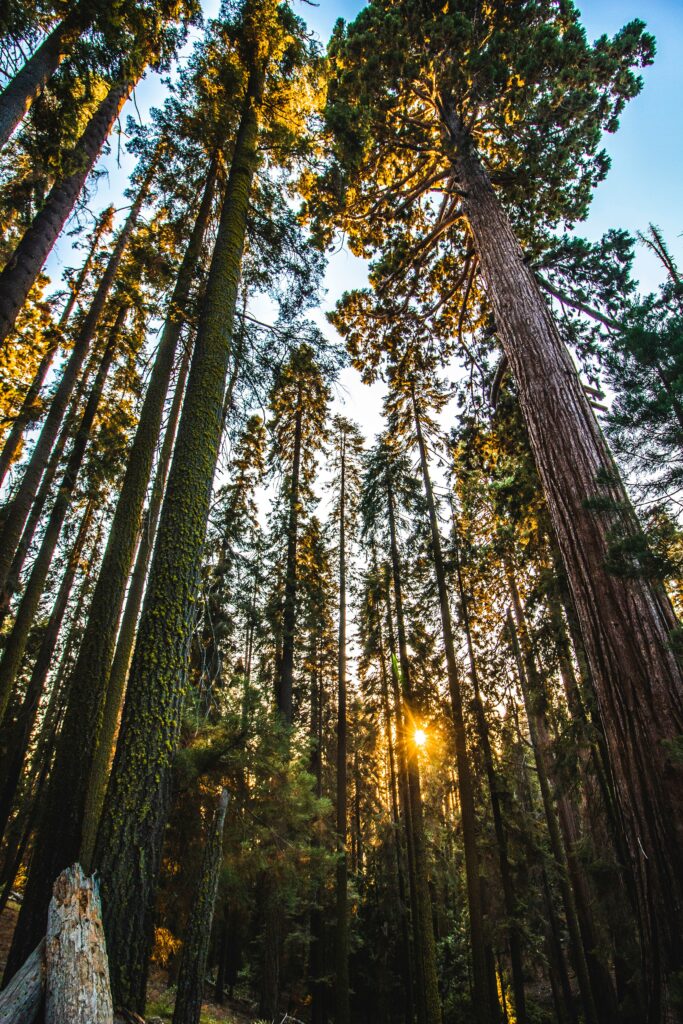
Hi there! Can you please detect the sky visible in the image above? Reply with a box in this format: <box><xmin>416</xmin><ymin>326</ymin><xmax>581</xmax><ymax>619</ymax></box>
<box><xmin>42</xmin><ymin>0</ymin><xmax>683</xmax><ymax>439</ymax></box>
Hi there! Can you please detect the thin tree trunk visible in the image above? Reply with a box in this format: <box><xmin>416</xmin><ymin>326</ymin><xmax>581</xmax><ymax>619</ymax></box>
<box><xmin>411</xmin><ymin>387</ymin><xmax>495</xmax><ymax>1024</ymax></box>
<box><xmin>386</xmin><ymin>476</ymin><xmax>443</xmax><ymax>1024</ymax></box>
<box><xmin>0</xmin><ymin>205</ymin><xmax>113</xmax><ymax>487</ymax></box>
<box><xmin>172</xmin><ymin>790</ymin><xmax>229</xmax><ymax>1024</ymax></box>
<box><xmin>335</xmin><ymin>427</ymin><xmax>350</xmax><ymax>1024</ymax></box>
<box><xmin>60</xmin><ymin>156</ymin><xmax>217</xmax><ymax>870</ymax></box>
<box><xmin>0</xmin><ymin>76</ymin><xmax>135</xmax><ymax>347</ymax></box>
<box><xmin>93</xmin><ymin>69</ymin><xmax>262</xmax><ymax>1014</ymax></box>
<box><xmin>0</xmin><ymin>499</ymin><xmax>93</xmax><ymax>844</ymax></box>
<box><xmin>0</xmin><ymin>149</ymin><xmax>150</xmax><ymax>595</ymax></box>
<box><xmin>505</xmin><ymin>596</ymin><xmax>598</xmax><ymax>1024</ymax></box>
<box><xmin>0</xmin><ymin>309</ymin><xmax>123</xmax><ymax>726</ymax></box>
<box><xmin>80</xmin><ymin>340</ymin><xmax>193</xmax><ymax>867</ymax></box>
<box><xmin>446</xmin><ymin>110</ymin><xmax>683</xmax><ymax>1015</ymax></box>
<box><xmin>0</xmin><ymin>2</ymin><xmax>91</xmax><ymax>152</ymax></box>
<box><xmin>376</xmin><ymin>582</ymin><xmax>415</xmax><ymax>1023</ymax></box>
<box><xmin>277</xmin><ymin>388</ymin><xmax>302</xmax><ymax>725</ymax></box>
<box><xmin>0</xmin><ymin>347</ymin><xmax>100</xmax><ymax>628</ymax></box>
<box><xmin>449</xmin><ymin>525</ymin><xmax>527</xmax><ymax>1023</ymax></box>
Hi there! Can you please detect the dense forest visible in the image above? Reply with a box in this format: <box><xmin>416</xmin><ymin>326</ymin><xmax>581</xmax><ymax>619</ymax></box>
<box><xmin>0</xmin><ymin>0</ymin><xmax>682</xmax><ymax>1022</ymax></box>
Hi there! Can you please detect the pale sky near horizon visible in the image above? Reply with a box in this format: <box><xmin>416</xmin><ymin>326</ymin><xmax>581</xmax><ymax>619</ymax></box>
<box><xmin>41</xmin><ymin>0</ymin><xmax>683</xmax><ymax>440</ymax></box>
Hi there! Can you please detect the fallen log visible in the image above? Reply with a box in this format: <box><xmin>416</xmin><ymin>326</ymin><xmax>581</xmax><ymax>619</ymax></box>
<box><xmin>0</xmin><ymin>939</ymin><xmax>45</xmax><ymax>1024</ymax></box>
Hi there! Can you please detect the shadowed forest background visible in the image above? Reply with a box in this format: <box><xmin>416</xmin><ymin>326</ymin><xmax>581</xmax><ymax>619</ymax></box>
<box><xmin>0</xmin><ymin>1</ymin><xmax>682</xmax><ymax>1023</ymax></box>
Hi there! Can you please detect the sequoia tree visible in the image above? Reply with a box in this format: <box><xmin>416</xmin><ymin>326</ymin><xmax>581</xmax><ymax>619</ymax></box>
<box><xmin>322</xmin><ymin>5</ymin><xmax>683</xmax><ymax>1013</ymax></box>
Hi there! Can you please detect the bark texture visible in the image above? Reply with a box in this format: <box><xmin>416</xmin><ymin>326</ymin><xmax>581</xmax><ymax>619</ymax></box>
<box><xmin>45</xmin><ymin>864</ymin><xmax>114</xmax><ymax>1024</ymax></box>
<box><xmin>446</xmin><ymin>109</ymin><xmax>683</xmax><ymax>1018</ymax></box>
<box><xmin>0</xmin><ymin>156</ymin><xmax>147</xmax><ymax>597</ymax></box>
<box><xmin>0</xmin><ymin>940</ymin><xmax>45</xmax><ymax>1024</ymax></box>
<box><xmin>0</xmin><ymin>3</ymin><xmax>90</xmax><ymax>152</ymax></box>
<box><xmin>172</xmin><ymin>789</ymin><xmax>229</xmax><ymax>1024</ymax></box>
<box><xmin>0</xmin><ymin>78</ymin><xmax>132</xmax><ymax>347</ymax></box>
<box><xmin>94</xmin><ymin>73</ymin><xmax>261</xmax><ymax>1013</ymax></box>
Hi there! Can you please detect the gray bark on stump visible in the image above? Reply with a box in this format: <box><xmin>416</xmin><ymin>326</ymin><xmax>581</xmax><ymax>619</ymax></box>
<box><xmin>45</xmin><ymin>864</ymin><xmax>114</xmax><ymax>1024</ymax></box>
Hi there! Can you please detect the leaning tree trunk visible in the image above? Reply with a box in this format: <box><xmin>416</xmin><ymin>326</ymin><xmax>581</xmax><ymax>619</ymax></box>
<box><xmin>94</xmin><ymin>68</ymin><xmax>262</xmax><ymax>1015</ymax></box>
<box><xmin>411</xmin><ymin>388</ymin><xmax>496</xmax><ymax>1024</ymax></box>
<box><xmin>0</xmin><ymin>204</ymin><xmax>114</xmax><ymax>487</ymax></box>
<box><xmin>0</xmin><ymin>1</ymin><xmax>91</xmax><ymax>153</ymax></box>
<box><xmin>52</xmin><ymin>154</ymin><xmax>217</xmax><ymax>872</ymax></box>
<box><xmin>172</xmin><ymin>790</ymin><xmax>229</xmax><ymax>1024</ymax></box>
<box><xmin>277</xmin><ymin>387</ymin><xmax>302</xmax><ymax>725</ymax></box>
<box><xmin>335</xmin><ymin>427</ymin><xmax>350</xmax><ymax>1024</ymax></box>
<box><xmin>450</xmin><ymin>526</ymin><xmax>527</xmax><ymax>1023</ymax></box>
<box><xmin>0</xmin><ymin>348</ymin><xmax>100</xmax><ymax>629</ymax></box>
<box><xmin>446</xmin><ymin>108</ymin><xmax>683</xmax><ymax>1018</ymax></box>
<box><xmin>505</xmin><ymin>601</ymin><xmax>598</xmax><ymax>1024</ymax></box>
<box><xmin>0</xmin><ymin>499</ymin><xmax>94</xmax><ymax>844</ymax></box>
<box><xmin>386</xmin><ymin>477</ymin><xmax>443</xmax><ymax>1024</ymax></box>
<box><xmin>2</xmin><ymin>310</ymin><xmax>124</xmax><ymax>980</ymax></box>
<box><xmin>0</xmin><ymin>940</ymin><xmax>45</xmax><ymax>1024</ymax></box>
<box><xmin>0</xmin><ymin>310</ymin><xmax>123</xmax><ymax>728</ymax></box>
<box><xmin>80</xmin><ymin>340</ymin><xmax>193</xmax><ymax>867</ymax></box>
<box><xmin>0</xmin><ymin>76</ymin><xmax>135</xmax><ymax>347</ymax></box>
<box><xmin>0</xmin><ymin>158</ymin><xmax>151</xmax><ymax>597</ymax></box>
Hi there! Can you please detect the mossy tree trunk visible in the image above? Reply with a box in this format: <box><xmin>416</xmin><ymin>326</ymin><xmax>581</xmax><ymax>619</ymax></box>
<box><xmin>2</xmin><ymin>307</ymin><xmax>125</xmax><ymax>981</ymax></box>
<box><xmin>53</xmin><ymin>154</ymin><xmax>218</xmax><ymax>871</ymax></box>
<box><xmin>0</xmin><ymin>307</ymin><xmax>125</xmax><ymax>726</ymax></box>
<box><xmin>93</xmin><ymin>70</ymin><xmax>262</xmax><ymax>1014</ymax></box>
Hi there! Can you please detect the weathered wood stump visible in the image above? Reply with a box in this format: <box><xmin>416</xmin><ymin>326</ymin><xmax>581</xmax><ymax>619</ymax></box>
<box><xmin>45</xmin><ymin>863</ymin><xmax>114</xmax><ymax>1024</ymax></box>
<box><xmin>0</xmin><ymin>939</ymin><xmax>45</xmax><ymax>1024</ymax></box>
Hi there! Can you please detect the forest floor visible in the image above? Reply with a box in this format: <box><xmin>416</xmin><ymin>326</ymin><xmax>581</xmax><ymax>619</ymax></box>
<box><xmin>0</xmin><ymin>900</ymin><xmax>256</xmax><ymax>1024</ymax></box>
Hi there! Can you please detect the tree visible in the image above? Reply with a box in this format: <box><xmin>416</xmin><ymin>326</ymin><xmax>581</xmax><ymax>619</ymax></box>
<box><xmin>321</xmin><ymin>6</ymin><xmax>683</xmax><ymax>1011</ymax></box>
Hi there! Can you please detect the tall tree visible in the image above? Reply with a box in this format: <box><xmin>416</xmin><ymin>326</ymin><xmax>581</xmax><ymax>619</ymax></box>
<box><xmin>322</xmin><ymin>6</ymin><xmax>683</xmax><ymax>1011</ymax></box>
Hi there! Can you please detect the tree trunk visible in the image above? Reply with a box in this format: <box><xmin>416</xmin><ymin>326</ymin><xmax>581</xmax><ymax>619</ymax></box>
<box><xmin>446</xmin><ymin>109</ymin><xmax>683</xmax><ymax>1016</ymax></box>
<box><xmin>449</xmin><ymin>524</ymin><xmax>527</xmax><ymax>1023</ymax></box>
<box><xmin>63</xmin><ymin>155</ymin><xmax>217</xmax><ymax>870</ymax></box>
<box><xmin>93</xmin><ymin>70</ymin><xmax>261</xmax><ymax>1014</ymax></box>
<box><xmin>0</xmin><ymin>77</ymin><xmax>134</xmax><ymax>347</ymax></box>
<box><xmin>0</xmin><ymin>2</ymin><xmax>91</xmax><ymax>152</ymax></box>
<box><xmin>0</xmin><ymin>310</ymin><xmax>123</xmax><ymax>725</ymax></box>
<box><xmin>0</xmin><ymin>150</ymin><xmax>149</xmax><ymax>596</ymax></box>
<box><xmin>0</xmin><ymin>346</ymin><xmax>100</xmax><ymax>629</ymax></box>
<box><xmin>335</xmin><ymin>427</ymin><xmax>350</xmax><ymax>1024</ymax></box>
<box><xmin>172</xmin><ymin>790</ymin><xmax>229</xmax><ymax>1024</ymax></box>
<box><xmin>505</xmin><ymin>598</ymin><xmax>598</xmax><ymax>1024</ymax></box>
<box><xmin>0</xmin><ymin>204</ymin><xmax>113</xmax><ymax>487</ymax></box>
<box><xmin>386</xmin><ymin>477</ymin><xmax>443</xmax><ymax>1024</ymax></box>
<box><xmin>0</xmin><ymin>939</ymin><xmax>45</xmax><ymax>1024</ymax></box>
<box><xmin>376</xmin><ymin>582</ymin><xmax>415</xmax><ymax>1023</ymax></box>
<box><xmin>277</xmin><ymin>388</ymin><xmax>302</xmax><ymax>725</ymax></box>
<box><xmin>2</xmin><ymin>310</ymin><xmax>124</xmax><ymax>979</ymax></box>
<box><xmin>80</xmin><ymin>339</ymin><xmax>193</xmax><ymax>867</ymax></box>
<box><xmin>45</xmin><ymin>864</ymin><xmax>114</xmax><ymax>1024</ymax></box>
<box><xmin>0</xmin><ymin>499</ymin><xmax>93</xmax><ymax>844</ymax></box>
<box><xmin>411</xmin><ymin>388</ymin><xmax>497</xmax><ymax>1024</ymax></box>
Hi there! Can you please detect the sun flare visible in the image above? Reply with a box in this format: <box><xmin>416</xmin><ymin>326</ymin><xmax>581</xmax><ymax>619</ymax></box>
<box><xmin>414</xmin><ymin>728</ymin><xmax>428</xmax><ymax>748</ymax></box>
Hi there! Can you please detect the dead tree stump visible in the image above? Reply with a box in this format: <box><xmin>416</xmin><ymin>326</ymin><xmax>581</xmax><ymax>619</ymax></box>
<box><xmin>45</xmin><ymin>863</ymin><xmax>114</xmax><ymax>1024</ymax></box>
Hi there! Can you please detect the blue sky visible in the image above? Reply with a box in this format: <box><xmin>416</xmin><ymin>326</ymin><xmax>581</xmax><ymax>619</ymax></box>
<box><xmin>43</xmin><ymin>0</ymin><xmax>683</xmax><ymax>435</ymax></box>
